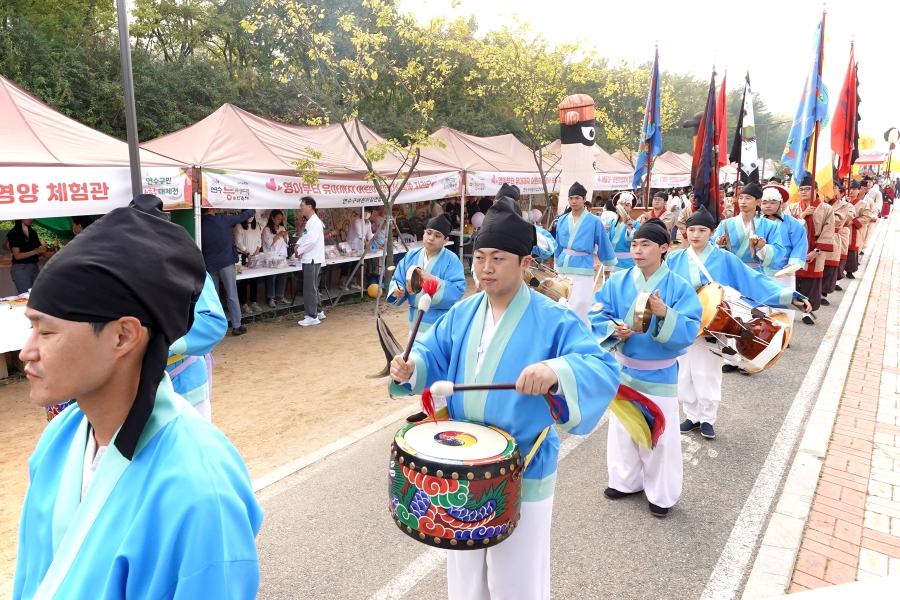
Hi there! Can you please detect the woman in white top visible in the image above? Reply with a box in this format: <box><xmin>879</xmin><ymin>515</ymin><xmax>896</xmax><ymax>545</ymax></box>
<box><xmin>234</xmin><ymin>212</ymin><xmax>264</xmax><ymax>313</ymax></box>
<box><xmin>262</xmin><ymin>210</ymin><xmax>290</xmax><ymax>307</ymax></box>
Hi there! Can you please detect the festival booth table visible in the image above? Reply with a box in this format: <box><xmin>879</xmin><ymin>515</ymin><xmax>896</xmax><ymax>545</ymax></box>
<box><xmin>855</xmin><ymin>151</ymin><xmax>888</xmax><ymax>167</ymax></box>
<box><xmin>141</xmin><ymin>104</ymin><xmax>461</xmax><ymax>296</ymax></box>
<box><xmin>0</xmin><ymin>75</ymin><xmax>188</xmax><ymax>371</ymax></box>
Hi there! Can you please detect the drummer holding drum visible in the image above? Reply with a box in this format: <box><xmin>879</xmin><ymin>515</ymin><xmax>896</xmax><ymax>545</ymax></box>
<box><xmin>667</xmin><ymin>206</ymin><xmax>812</xmax><ymax>440</ymax></box>
<box><xmin>390</xmin><ymin>200</ymin><xmax>620</xmax><ymax>600</ymax></box>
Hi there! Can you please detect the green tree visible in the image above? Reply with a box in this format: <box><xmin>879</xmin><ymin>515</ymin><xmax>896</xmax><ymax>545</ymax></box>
<box><xmin>471</xmin><ymin>19</ymin><xmax>596</xmax><ymax>202</ymax></box>
<box><xmin>246</xmin><ymin>0</ymin><xmax>463</xmax><ymax>270</ymax></box>
<box><xmin>595</xmin><ymin>60</ymin><xmax>681</xmax><ymax>166</ymax></box>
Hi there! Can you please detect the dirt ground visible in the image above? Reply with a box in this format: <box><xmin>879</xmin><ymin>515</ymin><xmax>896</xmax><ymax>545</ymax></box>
<box><xmin>0</xmin><ymin>286</ymin><xmax>459</xmax><ymax>593</ymax></box>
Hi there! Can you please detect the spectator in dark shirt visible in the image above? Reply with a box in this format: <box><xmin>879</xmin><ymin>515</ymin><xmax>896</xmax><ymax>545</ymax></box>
<box><xmin>478</xmin><ymin>196</ymin><xmax>493</xmax><ymax>215</ymax></box>
<box><xmin>201</xmin><ymin>208</ymin><xmax>256</xmax><ymax>336</ymax></box>
<box><xmin>6</xmin><ymin>219</ymin><xmax>46</xmax><ymax>293</ymax></box>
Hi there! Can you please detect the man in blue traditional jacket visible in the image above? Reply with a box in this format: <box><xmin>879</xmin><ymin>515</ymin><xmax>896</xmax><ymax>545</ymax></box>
<box><xmin>391</xmin><ymin>200</ymin><xmax>620</xmax><ymax>600</ymax></box>
<box><xmin>668</xmin><ymin>206</ymin><xmax>811</xmax><ymax>439</ymax></box>
<box><xmin>553</xmin><ymin>181</ymin><xmax>617</xmax><ymax>323</ymax></box>
<box><xmin>14</xmin><ymin>196</ymin><xmax>263</xmax><ymax>600</ymax></box>
<box><xmin>590</xmin><ymin>218</ymin><xmax>702</xmax><ymax>518</ymax></box>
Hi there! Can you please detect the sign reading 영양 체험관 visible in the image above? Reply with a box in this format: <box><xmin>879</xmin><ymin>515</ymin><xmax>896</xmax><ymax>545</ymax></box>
<box><xmin>0</xmin><ymin>167</ymin><xmax>189</xmax><ymax>220</ymax></box>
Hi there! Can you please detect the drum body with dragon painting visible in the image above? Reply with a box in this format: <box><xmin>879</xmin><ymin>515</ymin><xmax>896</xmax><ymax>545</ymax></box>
<box><xmin>389</xmin><ymin>420</ymin><xmax>524</xmax><ymax>548</ymax></box>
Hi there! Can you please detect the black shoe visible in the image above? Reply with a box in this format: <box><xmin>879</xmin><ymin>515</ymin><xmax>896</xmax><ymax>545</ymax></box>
<box><xmin>802</xmin><ymin>315</ymin><xmax>815</xmax><ymax>325</ymax></box>
<box><xmin>700</xmin><ymin>422</ymin><xmax>716</xmax><ymax>439</ymax></box>
<box><xmin>649</xmin><ymin>502</ymin><xmax>670</xmax><ymax>517</ymax></box>
<box><xmin>820</xmin><ymin>297</ymin><xmax>830</xmax><ymax>306</ymax></box>
<box><xmin>846</xmin><ymin>273</ymin><xmax>856</xmax><ymax>279</ymax></box>
<box><xmin>406</xmin><ymin>411</ymin><xmax>428</xmax><ymax>423</ymax></box>
<box><xmin>680</xmin><ymin>419</ymin><xmax>700</xmax><ymax>433</ymax></box>
<box><xmin>860</xmin><ymin>251</ymin><xmax>865</xmax><ymax>256</ymax></box>
<box><xmin>835</xmin><ymin>284</ymin><xmax>843</xmax><ymax>291</ymax></box>
<box><xmin>232</xmin><ymin>326</ymin><xmax>247</xmax><ymax>336</ymax></box>
<box><xmin>604</xmin><ymin>487</ymin><xmax>643</xmax><ymax>500</ymax></box>
<box><xmin>722</xmin><ymin>364</ymin><xmax>739</xmax><ymax>373</ymax></box>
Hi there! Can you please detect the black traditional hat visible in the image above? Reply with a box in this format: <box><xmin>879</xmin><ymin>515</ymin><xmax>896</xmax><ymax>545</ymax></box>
<box><xmin>568</xmin><ymin>181</ymin><xmax>587</xmax><ymax>198</ymax></box>
<box><xmin>474</xmin><ymin>199</ymin><xmax>536</xmax><ymax>256</ymax></box>
<box><xmin>633</xmin><ymin>218</ymin><xmax>669</xmax><ymax>246</ymax></box>
<box><xmin>28</xmin><ymin>195</ymin><xmax>206</xmax><ymax>460</ymax></box>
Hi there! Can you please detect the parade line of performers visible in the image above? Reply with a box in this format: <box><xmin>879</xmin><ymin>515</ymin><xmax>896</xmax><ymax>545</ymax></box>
<box><xmin>8</xmin><ymin>175</ymin><xmax>888</xmax><ymax>600</ymax></box>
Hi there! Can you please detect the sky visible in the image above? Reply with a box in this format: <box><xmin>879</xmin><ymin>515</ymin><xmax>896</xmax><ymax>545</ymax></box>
<box><xmin>401</xmin><ymin>0</ymin><xmax>899</xmax><ymax>155</ymax></box>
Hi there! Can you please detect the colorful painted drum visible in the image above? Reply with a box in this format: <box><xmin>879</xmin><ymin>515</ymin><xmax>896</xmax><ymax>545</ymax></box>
<box><xmin>389</xmin><ymin>419</ymin><xmax>523</xmax><ymax>549</ymax></box>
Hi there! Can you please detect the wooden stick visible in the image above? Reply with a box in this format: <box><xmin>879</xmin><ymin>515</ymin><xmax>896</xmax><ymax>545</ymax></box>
<box><xmin>450</xmin><ymin>383</ymin><xmax>516</xmax><ymax>392</ymax></box>
<box><xmin>402</xmin><ymin>310</ymin><xmax>426</xmax><ymax>362</ymax></box>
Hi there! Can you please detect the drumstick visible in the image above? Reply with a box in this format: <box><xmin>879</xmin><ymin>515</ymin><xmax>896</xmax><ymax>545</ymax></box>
<box><xmin>401</xmin><ymin>278</ymin><xmax>439</xmax><ymax>361</ymax></box>
<box><xmin>429</xmin><ymin>380</ymin><xmax>564</xmax><ymax>421</ymax></box>
<box><xmin>590</xmin><ymin>302</ymin><xmax>623</xmax><ymax>326</ymax></box>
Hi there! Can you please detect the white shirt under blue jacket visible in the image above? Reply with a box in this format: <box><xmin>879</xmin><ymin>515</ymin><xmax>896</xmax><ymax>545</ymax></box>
<box><xmin>714</xmin><ymin>215</ymin><xmax>785</xmax><ymax>273</ymax></box>
<box><xmin>390</xmin><ymin>283</ymin><xmax>620</xmax><ymax>502</ymax></box>
<box><xmin>13</xmin><ymin>376</ymin><xmax>263</xmax><ymax>599</ymax></box>
<box><xmin>589</xmin><ymin>264</ymin><xmax>701</xmax><ymax>396</ymax></box>
<box><xmin>387</xmin><ymin>246</ymin><xmax>466</xmax><ymax>334</ymax></box>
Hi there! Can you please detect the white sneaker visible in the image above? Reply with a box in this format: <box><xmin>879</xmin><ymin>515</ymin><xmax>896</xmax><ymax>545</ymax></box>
<box><xmin>267</xmin><ymin>298</ymin><xmax>275</xmax><ymax>308</ymax></box>
<box><xmin>241</xmin><ymin>304</ymin><xmax>251</xmax><ymax>315</ymax></box>
<box><xmin>297</xmin><ymin>317</ymin><xmax>321</xmax><ymax>327</ymax></box>
<box><xmin>317</xmin><ymin>312</ymin><xmax>326</xmax><ymax>320</ymax></box>
<box><xmin>251</xmin><ymin>302</ymin><xmax>263</xmax><ymax>312</ymax></box>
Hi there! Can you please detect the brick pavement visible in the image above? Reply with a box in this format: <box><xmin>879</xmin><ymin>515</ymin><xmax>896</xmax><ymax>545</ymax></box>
<box><xmin>790</xmin><ymin>213</ymin><xmax>900</xmax><ymax>592</ymax></box>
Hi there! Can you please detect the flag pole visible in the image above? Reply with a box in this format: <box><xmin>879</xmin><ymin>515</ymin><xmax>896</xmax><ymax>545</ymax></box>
<box><xmin>644</xmin><ymin>43</ymin><xmax>658</xmax><ymax>210</ymax></box>
<box><xmin>712</xmin><ymin>66</ymin><xmax>720</xmax><ymax>220</ymax></box>
<box><xmin>808</xmin><ymin>9</ymin><xmax>827</xmax><ymax>200</ymax></box>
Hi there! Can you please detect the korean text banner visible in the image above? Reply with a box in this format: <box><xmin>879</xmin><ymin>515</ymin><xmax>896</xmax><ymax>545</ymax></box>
<box><xmin>202</xmin><ymin>169</ymin><xmax>461</xmax><ymax>209</ymax></box>
<box><xmin>468</xmin><ymin>171</ymin><xmax>633</xmax><ymax>195</ymax></box>
<box><xmin>0</xmin><ymin>167</ymin><xmax>189</xmax><ymax>220</ymax></box>
<box><xmin>650</xmin><ymin>173</ymin><xmax>692</xmax><ymax>187</ymax></box>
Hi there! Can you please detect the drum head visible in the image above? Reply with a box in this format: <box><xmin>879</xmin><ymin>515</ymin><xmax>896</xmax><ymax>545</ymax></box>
<box><xmin>696</xmin><ymin>283</ymin><xmax>725</xmax><ymax>333</ymax></box>
<box><xmin>740</xmin><ymin>312</ymin><xmax>792</xmax><ymax>373</ymax></box>
<box><xmin>397</xmin><ymin>420</ymin><xmax>517</xmax><ymax>465</ymax></box>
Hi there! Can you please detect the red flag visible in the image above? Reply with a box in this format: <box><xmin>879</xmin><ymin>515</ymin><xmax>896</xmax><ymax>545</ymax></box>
<box><xmin>691</xmin><ymin>71</ymin><xmax>721</xmax><ymax>222</ymax></box>
<box><xmin>715</xmin><ymin>71</ymin><xmax>728</xmax><ymax>167</ymax></box>
<box><xmin>831</xmin><ymin>43</ymin><xmax>858</xmax><ymax>178</ymax></box>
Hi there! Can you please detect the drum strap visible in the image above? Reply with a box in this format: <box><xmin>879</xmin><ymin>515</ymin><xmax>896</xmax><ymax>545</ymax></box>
<box><xmin>524</xmin><ymin>426</ymin><xmax>551</xmax><ymax>470</ymax></box>
<box><xmin>687</xmin><ymin>247</ymin><xmax>715</xmax><ymax>285</ymax></box>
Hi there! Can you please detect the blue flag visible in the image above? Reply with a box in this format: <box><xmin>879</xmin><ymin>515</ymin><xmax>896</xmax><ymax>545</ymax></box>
<box><xmin>781</xmin><ymin>21</ymin><xmax>828</xmax><ymax>183</ymax></box>
<box><xmin>632</xmin><ymin>48</ymin><xmax>662</xmax><ymax>190</ymax></box>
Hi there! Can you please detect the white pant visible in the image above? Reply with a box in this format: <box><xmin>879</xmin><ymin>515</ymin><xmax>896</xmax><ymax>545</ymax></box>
<box><xmin>607</xmin><ymin>392</ymin><xmax>683</xmax><ymax>508</ymax></box>
<box><xmin>192</xmin><ymin>398</ymin><xmax>212</xmax><ymax>422</ymax></box>
<box><xmin>679</xmin><ymin>343</ymin><xmax>724</xmax><ymax>425</ymax></box>
<box><xmin>447</xmin><ymin>496</ymin><xmax>553</xmax><ymax>600</ymax></box>
<box><xmin>769</xmin><ymin>273</ymin><xmax>797</xmax><ymax>321</ymax></box>
<box><xmin>567</xmin><ymin>273</ymin><xmax>595</xmax><ymax>325</ymax></box>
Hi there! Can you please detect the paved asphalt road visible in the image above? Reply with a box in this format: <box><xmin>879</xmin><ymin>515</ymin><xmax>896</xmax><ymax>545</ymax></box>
<box><xmin>254</xmin><ymin>268</ymin><xmax>861</xmax><ymax>599</ymax></box>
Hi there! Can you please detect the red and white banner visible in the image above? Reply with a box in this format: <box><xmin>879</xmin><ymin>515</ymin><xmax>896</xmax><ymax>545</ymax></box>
<box><xmin>467</xmin><ymin>171</ymin><xmax>636</xmax><ymax>196</ymax></box>
<box><xmin>467</xmin><ymin>171</ymin><xmax>561</xmax><ymax>196</ymax></box>
<box><xmin>649</xmin><ymin>173</ymin><xmax>692</xmax><ymax>187</ymax></box>
<box><xmin>0</xmin><ymin>166</ymin><xmax>189</xmax><ymax>220</ymax></box>
<box><xmin>202</xmin><ymin>169</ymin><xmax>461</xmax><ymax>209</ymax></box>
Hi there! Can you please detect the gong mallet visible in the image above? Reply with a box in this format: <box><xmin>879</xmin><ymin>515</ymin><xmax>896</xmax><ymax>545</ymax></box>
<box><xmin>401</xmin><ymin>277</ymin><xmax>440</xmax><ymax>362</ymax></box>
